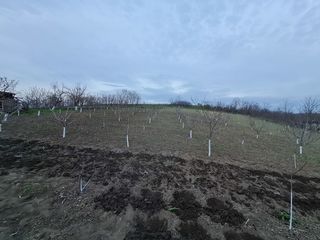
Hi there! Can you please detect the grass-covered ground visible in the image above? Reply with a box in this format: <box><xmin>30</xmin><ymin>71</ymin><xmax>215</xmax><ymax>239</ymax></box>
<box><xmin>1</xmin><ymin>106</ymin><xmax>320</xmax><ymax>177</ymax></box>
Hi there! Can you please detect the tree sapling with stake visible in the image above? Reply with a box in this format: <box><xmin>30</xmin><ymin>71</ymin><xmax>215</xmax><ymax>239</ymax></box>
<box><xmin>186</xmin><ymin>113</ymin><xmax>197</xmax><ymax>139</ymax></box>
<box><xmin>283</xmin><ymin>97</ymin><xmax>320</xmax><ymax>156</ymax></box>
<box><xmin>79</xmin><ymin>160</ymin><xmax>96</xmax><ymax>193</ymax></box>
<box><xmin>282</xmin><ymin>97</ymin><xmax>320</xmax><ymax>231</ymax></box>
<box><xmin>249</xmin><ymin>117</ymin><xmax>265</xmax><ymax>139</ymax></box>
<box><xmin>200</xmin><ymin>109</ymin><xmax>227</xmax><ymax>157</ymax></box>
<box><xmin>51</xmin><ymin>108</ymin><xmax>73</xmax><ymax>138</ymax></box>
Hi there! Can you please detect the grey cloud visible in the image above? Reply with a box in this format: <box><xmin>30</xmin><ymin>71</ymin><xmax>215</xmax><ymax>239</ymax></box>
<box><xmin>0</xmin><ymin>0</ymin><xmax>319</xmax><ymax>105</ymax></box>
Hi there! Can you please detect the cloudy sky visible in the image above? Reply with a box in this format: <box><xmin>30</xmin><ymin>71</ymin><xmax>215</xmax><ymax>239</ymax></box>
<box><xmin>1</xmin><ymin>0</ymin><xmax>320</xmax><ymax>105</ymax></box>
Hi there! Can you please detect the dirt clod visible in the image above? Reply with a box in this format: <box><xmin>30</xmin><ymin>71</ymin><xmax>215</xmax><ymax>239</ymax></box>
<box><xmin>131</xmin><ymin>189</ymin><xmax>165</xmax><ymax>214</ymax></box>
<box><xmin>170</xmin><ymin>191</ymin><xmax>202</xmax><ymax>221</ymax></box>
<box><xmin>178</xmin><ymin>221</ymin><xmax>215</xmax><ymax>240</ymax></box>
<box><xmin>125</xmin><ymin>217</ymin><xmax>175</xmax><ymax>240</ymax></box>
<box><xmin>94</xmin><ymin>186</ymin><xmax>131</xmax><ymax>214</ymax></box>
<box><xmin>224</xmin><ymin>230</ymin><xmax>265</xmax><ymax>240</ymax></box>
<box><xmin>205</xmin><ymin>198</ymin><xmax>245</xmax><ymax>226</ymax></box>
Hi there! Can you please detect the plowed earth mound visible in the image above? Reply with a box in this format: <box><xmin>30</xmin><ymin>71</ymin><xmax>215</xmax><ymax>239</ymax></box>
<box><xmin>0</xmin><ymin>138</ymin><xmax>319</xmax><ymax>239</ymax></box>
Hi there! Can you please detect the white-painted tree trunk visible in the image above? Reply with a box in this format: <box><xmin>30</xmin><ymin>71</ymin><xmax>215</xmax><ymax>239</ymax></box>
<box><xmin>256</xmin><ymin>134</ymin><xmax>259</xmax><ymax>139</ymax></box>
<box><xmin>17</xmin><ymin>110</ymin><xmax>20</xmax><ymax>116</ymax></box>
<box><xmin>3</xmin><ymin>114</ymin><xmax>8</xmax><ymax>122</ymax></box>
<box><xmin>241</xmin><ymin>139</ymin><xmax>245</xmax><ymax>145</ymax></box>
<box><xmin>37</xmin><ymin>110</ymin><xmax>41</xmax><ymax>117</ymax></box>
<box><xmin>299</xmin><ymin>146</ymin><xmax>303</xmax><ymax>155</ymax></box>
<box><xmin>225</xmin><ymin>122</ymin><xmax>228</xmax><ymax>127</ymax></box>
<box><xmin>59</xmin><ymin>109</ymin><xmax>61</xmax><ymax>114</ymax></box>
<box><xmin>189</xmin><ymin>129</ymin><xmax>192</xmax><ymax>139</ymax></box>
<box><xmin>179</xmin><ymin>118</ymin><xmax>182</xmax><ymax>123</ymax></box>
<box><xmin>208</xmin><ymin>139</ymin><xmax>212</xmax><ymax>157</ymax></box>
<box><xmin>296</xmin><ymin>138</ymin><xmax>299</xmax><ymax>145</ymax></box>
<box><xmin>149</xmin><ymin>117</ymin><xmax>151</xmax><ymax>124</ymax></box>
<box><xmin>62</xmin><ymin>127</ymin><xmax>66</xmax><ymax>138</ymax></box>
<box><xmin>289</xmin><ymin>180</ymin><xmax>293</xmax><ymax>230</ymax></box>
<box><xmin>80</xmin><ymin>108</ymin><xmax>83</xmax><ymax>113</ymax></box>
<box><xmin>126</xmin><ymin>134</ymin><xmax>129</xmax><ymax>148</ymax></box>
<box><xmin>293</xmin><ymin>154</ymin><xmax>297</xmax><ymax>169</ymax></box>
<box><xmin>182</xmin><ymin>122</ymin><xmax>184</xmax><ymax>129</ymax></box>
<box><xmin>118</xmin><ymin>115</ymin><xmax>121</xmax><ymax>122</ymax></box>
<box><xmin>0</xmin><ymin>124</ymin><xmax>2</xmax><ymax>132</ymax></box>
<box><xmin>75</xmin><ymin>106</ymin><xmax>78</xmax><ymax>111</ymax></box>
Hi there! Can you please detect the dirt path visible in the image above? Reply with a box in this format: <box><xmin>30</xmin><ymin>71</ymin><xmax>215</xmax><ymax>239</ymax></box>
<box><xmin>0</xmin><ymin>138</ymin><xmax>319</xmax><ymax>239</ymax></box>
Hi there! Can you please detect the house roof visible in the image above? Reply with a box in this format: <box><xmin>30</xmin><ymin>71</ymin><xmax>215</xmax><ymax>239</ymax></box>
<box><xmin>0</xmin><ymin>91</ymin><xmax>16</xmax><ymax>99</ymax></box>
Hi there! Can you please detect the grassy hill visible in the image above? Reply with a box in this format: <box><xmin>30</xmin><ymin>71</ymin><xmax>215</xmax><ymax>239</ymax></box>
<box><xmin>1</xmin><ymin>106</ymin><xmax>320</xmax><ymax>177</ymax></box>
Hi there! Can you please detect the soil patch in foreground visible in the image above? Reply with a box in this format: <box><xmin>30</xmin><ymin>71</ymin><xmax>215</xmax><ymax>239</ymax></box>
<box><xmin>125</xmin><ymin>217</ymin><xmax>175</xmax><ymax>240</ymax></box>
<box><xmin>178</xmin><ymin>221</ymin><xmax>216</xmax><ymax>240</ymax></box>
<box><xmin>205</xmin><ymin>197</ymin><xmax>245</xmax><ymax>226</ymax></box>
<box><xmin>224</xmin><ymin>230</ymin><xmax>265</xmax><ymax>240</ymax></box>
<box><xmin>0</xmin><ymin>138</ymin><xmax>320</xmax><ymax>240</ymax></box>
<box><xmin>170</xmin><ymin>190</ymin><xmax>202</xmax><ymax>221</ymax></box>
<box><xmin>94</xmin><ymin>187</ymin><xmax>165</xmax><ymax>215</ymax></box>
<box><xmin>94</xmin><ymin>186</ymin><xmax>131</xmax><ymax>214</ymax></box>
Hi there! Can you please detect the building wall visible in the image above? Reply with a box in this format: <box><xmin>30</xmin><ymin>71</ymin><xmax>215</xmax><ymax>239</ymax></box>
<box><xmin>0</xmin><ymin>99</ymin><xmax>16</xmax><ymax>113</ymax></box>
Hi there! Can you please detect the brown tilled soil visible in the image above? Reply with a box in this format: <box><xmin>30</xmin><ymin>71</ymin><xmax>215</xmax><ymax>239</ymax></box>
<box><xmin>0</xmin><ymin>138</ymin><xmax>320</xmax><ymax>240</ymax></box>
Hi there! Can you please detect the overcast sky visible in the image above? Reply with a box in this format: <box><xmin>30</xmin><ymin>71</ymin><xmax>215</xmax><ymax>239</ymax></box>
<box><xmin>1</xmin><ymin>0</ymin><xmax>320</xmax><ymax>105</ymax></box>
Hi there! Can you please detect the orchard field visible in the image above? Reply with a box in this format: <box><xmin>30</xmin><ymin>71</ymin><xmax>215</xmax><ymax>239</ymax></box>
<box><xmin>0</xmin><ymin>106</ymin><xmax>320</xmax><ymax>240</ymax></box>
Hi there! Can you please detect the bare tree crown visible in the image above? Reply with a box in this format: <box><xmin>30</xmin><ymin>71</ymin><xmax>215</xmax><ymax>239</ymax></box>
<box><xmin>0</xmin><ymin>77</ymin><xmax>18</xmax><ymax>92</ymax></box>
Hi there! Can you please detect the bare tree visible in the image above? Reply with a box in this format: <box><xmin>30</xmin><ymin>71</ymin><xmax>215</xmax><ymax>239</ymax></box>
<box><xmin>284</xmin><ymin>97</ymin><xmax>320</xmax><ymax>155</ymax></box>
<box><xmin>24</xmin><ymin>87</ymin><xmax>49</xmax><ymax>108</ymax></box>
<box><xmin>282</xmin><ymin>97</ymin><xmax>320</xmax><ymax>231</ymax></box>
<box><xmin>176</xmin><ymin>107</ymin><xmax>186</xmax><ymax>128</ymax></box>
<box><xmin>287</xmin><ymin>156</ymin><xmax>307</xmax><ymax>231</ymax></box>
<box><xmin>120</xmin><ymin>106</ymin><xmax>131</xmax><ymax>147</ymax></box>
<box><xmin>0</xmin><ymin>77</ymin><xmax>18</xmax><ymax>92</ymax></box>
<box><xmin>186</xmin><ymin>113</ymin><xmax>197</xmax><ymax>139</ymax></box>
<box><xmin>249</xmin><ymin>117</ymin><xmax>265</xmax><ymax>139</ymax></box>
<box><xmin>97</xmin><ymin>93</ymin><xmax>116</xmax><ymax>128</ymax></box>
<box><xmin>51</xmin><ymin>108</ymin><xmax>73</xmax><ymax>138</ymax></box>
<box><xmin>47</xmin><ymin>83</ymin><xmax>65</xmax><ymax>108</ymax></box>
<box><xmin>85</xmin><ymin>94</ymin><xmax>98</xmax><ymax>106</ymax></box>
<box><xmin>65</xmin><ymin>84</ymin><xmax>87</xmax><ymax>107</ymax></box>
<box><xmin>191</xmin><ymin>98</ymin><xmax>228</xmax><ymax>156</ymax></box>
<box><xmin>200</xmin><ymin>109</ymin><xmax>227</xmax><ymax>157</ymax></box>
<box><xmin>108</xmin><ymin>89</ymin><xmax>141</xmax><ymax>122</ymax></box>
<box><xmin>146</xmin><ymin>105</ymin><xmax>158</xmax><ymax>124</ymax></box>
<box><xmin>176</xmin><ymin>107</ymin><xmax>182</xmax><ymax>122</ymax></box>
<box><xmin>115</xmin><ymin>89</ymin><xmax>141</xmax><ymax>105</ymax></box>
<box><xmin>127</xmin><ymin>90</ymin><xmax>141</xmax><ymax>105</ymax></box>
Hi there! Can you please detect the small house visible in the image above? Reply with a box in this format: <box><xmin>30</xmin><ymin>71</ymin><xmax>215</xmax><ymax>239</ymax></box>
<box><xmin>0</xmin><ymin>91</ymin><xmax>17</xmax><ymax>113</ymax></box>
